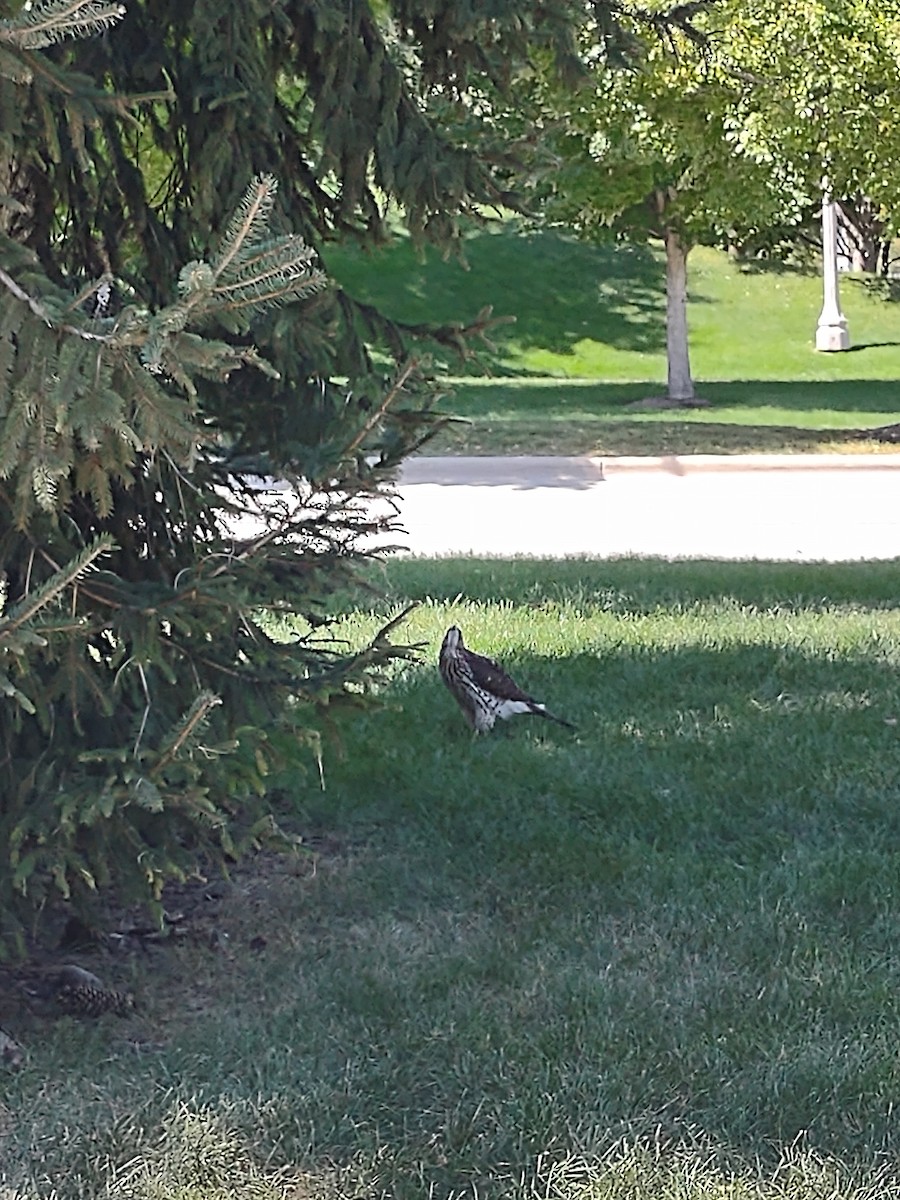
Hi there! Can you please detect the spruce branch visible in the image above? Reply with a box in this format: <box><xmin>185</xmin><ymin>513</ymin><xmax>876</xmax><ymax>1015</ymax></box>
<box><xmin>0</xmin><ymin>534</ymin><xmax>114</xmax><ymax>636</ymax></box>
<box><xmin>370</xmin><ymin>603</ymin><xmax>422</xmax><ymax>653</ymax></box>
<box><xmin>182</xmin><ymin>176</ymin><xmax>330</xmax><ymax>322</ymax></box>
<box><xmin>0</xmin><ymin>671</ymin><xmax>37</xmax><ymax>713</ymax></box>
<box><xmin>0</xmin><ymin>267</ymin><xmax>53</xmax><ymax>327</ymax></box>
<box><xmin>0</xmin><ymin>43</ymin><xmax>31</xmax><ymax>83</ymax></box>
<box><xmin>212</xmin><ymin>238</ymin><xmax>327</xmax><ymax>315</ymax></box>
<box><xmin>210</xmin><ymin>173</ymin><xmax>278</xmax><ymax>279</ymax></box>
<box><xmin>0</xmin><ymin>0</ymin><xmax>126</xmax><ymax>51</ymax></box>
<box><xmin>151</xmin><ymin>690</ymin><xmax>223</xmax><ymax>776</ymax></box>
<box><xmin>343</xmin><ymin>358</ymin><xmax>420</xmax><ymax>456</ymax></box>
<box><xmin>0</xmin><ymin>267</ymin><xmax>110</xmax><ymax>343</ymax></box>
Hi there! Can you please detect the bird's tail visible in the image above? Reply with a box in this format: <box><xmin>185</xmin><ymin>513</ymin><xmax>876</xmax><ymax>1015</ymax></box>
<box><xmin>532</xmin><ymin>703</ymin><xmax>576</xmax><ymax>730</ymax></box>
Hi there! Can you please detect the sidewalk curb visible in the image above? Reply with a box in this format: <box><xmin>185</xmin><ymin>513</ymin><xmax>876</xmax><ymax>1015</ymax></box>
<box><xmin>598</xmin><ymin>453</ymin><xmax>900</xmax><ymax>475</ymax></box>
<box><xmin>402</xmin><ymin>452</ymin><xmax>900</xmax><ymax>486</ymax></box>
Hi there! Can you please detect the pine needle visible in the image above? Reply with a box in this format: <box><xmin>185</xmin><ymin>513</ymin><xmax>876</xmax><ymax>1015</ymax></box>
<box><xmin>0</xmin><ymin>0</ymin><xmax>126</xmax><ymax>51</ymax></box>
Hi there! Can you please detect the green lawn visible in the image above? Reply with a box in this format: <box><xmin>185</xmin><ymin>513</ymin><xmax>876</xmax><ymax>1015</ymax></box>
<box><xmin>326</xmin><ymin>226</ymin><xmax>900</xmax><ymax>455</ymax></box>
<box><xmin>5</xmin><ymin>557</ymin><xmax>900</xmax><ymax>1200</ymax></box>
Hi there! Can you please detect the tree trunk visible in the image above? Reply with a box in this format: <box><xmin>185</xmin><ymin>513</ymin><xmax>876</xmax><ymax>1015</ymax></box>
<box><xmin>836</xmin><ymin>197</ymin><xmax>884</xmax><ymax>273</ymax></box>
<box><xmin>663</xmin><ymin>226</ymin><xmax>695</xmax><ymax>403</ymax></box>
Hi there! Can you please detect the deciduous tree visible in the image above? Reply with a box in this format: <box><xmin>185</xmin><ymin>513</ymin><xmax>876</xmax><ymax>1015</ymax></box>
<box><xmin>724</xmin><ymin>1</ymin><xmax>900</xmax><ymax>271</ymax></box>
<box><xmin>539</xmin><ymin>7</ymin><xmax>787</xmax><ymax>404</ymax></box>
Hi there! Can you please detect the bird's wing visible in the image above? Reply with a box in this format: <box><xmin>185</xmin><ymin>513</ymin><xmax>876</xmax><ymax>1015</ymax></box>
<box><xmin>464</xmin><ymin>648</ymin><xmax>534</xmax><ymax>702</ymax></box>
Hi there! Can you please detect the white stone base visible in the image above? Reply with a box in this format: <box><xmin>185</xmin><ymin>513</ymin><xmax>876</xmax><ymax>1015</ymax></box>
<box><xmin>815</xmin><ymin>321</ymin><xmax>850</xmax><ymax>351</ymax></box>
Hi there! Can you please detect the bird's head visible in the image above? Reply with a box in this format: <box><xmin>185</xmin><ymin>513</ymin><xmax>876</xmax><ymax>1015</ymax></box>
<box><xmin>441</xmin><ymin>626</ymin><xmax>463</xmax><ymax>655</ymax></box>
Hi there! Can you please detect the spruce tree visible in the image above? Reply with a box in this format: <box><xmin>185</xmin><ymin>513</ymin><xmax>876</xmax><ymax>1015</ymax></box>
<box><xmin>0</xmin><ymin>0</ymin><xmax>636</xmax><ymax>952</ymax></box>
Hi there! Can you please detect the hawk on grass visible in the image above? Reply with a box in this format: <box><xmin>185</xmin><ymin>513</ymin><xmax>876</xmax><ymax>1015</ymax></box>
<box><xmin>439</xmin><ymin>626</ymin><xmax>575</xmax><ymax>734</ymax></box>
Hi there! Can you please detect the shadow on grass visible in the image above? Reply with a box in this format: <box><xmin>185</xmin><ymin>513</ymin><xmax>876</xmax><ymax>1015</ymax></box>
<box><xmin>703</xmin><ymin>379</ymin><xmax>900</xmax><ymax>415</ymax></box>
<box><xmin>284</xmin><ymin>609</ymin><xmax>900</xmax><ymax>1168</ymax></box>
<box><xmin>425</xmin><ymin>415</ymin><xmax>897</xmax><ymax>458</ymax></box>
<box><xmin>853</xmin><ymin>274</ymin><xmax>900</xmax><ymax>304</ymax></box>
<box><xmin>445</xmin><ymin>378</ymin><xmax>900</xmax><ymax>418</ymax></box>
<box><xmin>730</xmin><ymin>257</ymin><xmax>817</xmax><ymax>277</ymax></box>
<box><xmin>5</xmin><ymin>563</ymin><xmax>900</xmax><ymax>1200</ymax></box>
<box><xmin>11</xmin><ymin>558</ymin><xmax>899</xmax><ymax>1200</ymax></box>
<box><xmin>327</xmin><ymin>645</ymin><xmax>900</xmax><ymax>868</ymax></box>
<box><xmin>457</xmin><ymin>229</ymin><xmax>668</xmax><ymax>360</ymax></box>
<box><xmin>328</xmin><ymin>225</ymin><xmax>669</xmax><ymax>369</ymax></box>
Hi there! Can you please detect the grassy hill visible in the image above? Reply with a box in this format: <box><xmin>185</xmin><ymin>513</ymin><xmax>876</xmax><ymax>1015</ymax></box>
<box><xmin>327</xmin><ymin>224</ymin><xmax>900</xmax><ymax>455</ymax></box>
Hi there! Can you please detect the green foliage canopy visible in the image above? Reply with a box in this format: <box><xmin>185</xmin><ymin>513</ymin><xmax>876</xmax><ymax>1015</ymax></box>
<box><xmin>539</xmin><ymin>1</ymin><xmax>900</xmax><ymax>248</ymax></box>
<box><xmin>537</xmin><ymin>7</ymin><xmax>788</xmax><ymax>249</ymax></box>
<box><xmin>724</xmin><ymin>0</ymin><xmax>900</xmax><ymax>233</ymax></box>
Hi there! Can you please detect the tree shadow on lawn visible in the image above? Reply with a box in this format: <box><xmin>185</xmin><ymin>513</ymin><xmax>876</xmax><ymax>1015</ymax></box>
<box><xmin>329</xmin><ymin>226</ymin><xmax>669</xmax><ymax>369</ymax></box>
<box><xmin>317</xmin><ymin>582</ymin><xmax>900</xmax><ymax>901</ymax></box>
<box><xmin>444</xmin><ymin>378</ymin><xmax>900</xmax><ymax>420</ymax></box>
<box><xmin>368</xmin><ymin>645</ymin><xmax>900</xmax><ymax>879</ymax></box>
<box><xmin>702</xmin><ymin>379</ymin><xmax>900</xmax><ymax>416</ymax></box>
<box><xmin>6</xmin><ymin>568</ymin><xmax>899</xmax><ymax>1200</ymax></box>
<box><xmin>304</xmin><ymin>635</ymin><xmax>900</xmax><ymax>1165</ymax></box>
<box><xmin>458</xmin><ymin>228</ymin><xmax>668</xmax><ymax>361</ymax></box>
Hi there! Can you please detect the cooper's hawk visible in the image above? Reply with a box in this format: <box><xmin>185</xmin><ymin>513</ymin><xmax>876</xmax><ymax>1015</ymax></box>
<box><xmin>439</xmin><ymin>626</ymin><xmax>574</xmax><ymax>733</ymax></box>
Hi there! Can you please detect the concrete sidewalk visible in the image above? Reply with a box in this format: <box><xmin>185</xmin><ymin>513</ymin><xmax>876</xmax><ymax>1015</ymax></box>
<box><xmin>386</xmin><ymin>454</ymin><xmax>900</xmax><ymax>561</ymax></box>
<box><xmin>399</xmin><ymin>452</ymin><xmax>900</xmax><ymax>484</ymax></box>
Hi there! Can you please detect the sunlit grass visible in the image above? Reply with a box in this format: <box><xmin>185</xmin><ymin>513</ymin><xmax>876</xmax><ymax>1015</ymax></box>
<box><xmin>327</xmin><ymin>227</ymin><xmax>900</xmax><ymax>456</ymax></box>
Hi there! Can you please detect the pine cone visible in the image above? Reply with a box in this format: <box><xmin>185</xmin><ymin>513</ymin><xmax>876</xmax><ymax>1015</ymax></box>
<box><xmin>52</xmin><ymin>965</ymin><xmax>136</xmax><ymax>1017</ymax></box>
<box><xmin>55</xmin><ymin>982</ymin><xmax>135</xmax><ymax>1017</ymax></box>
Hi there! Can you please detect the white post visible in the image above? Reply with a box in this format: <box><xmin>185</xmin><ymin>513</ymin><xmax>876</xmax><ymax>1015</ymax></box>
<box><xmin>816</xmin><ymin>187</ymin><xmax>850</xmax><ymax>351</ymax></box>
